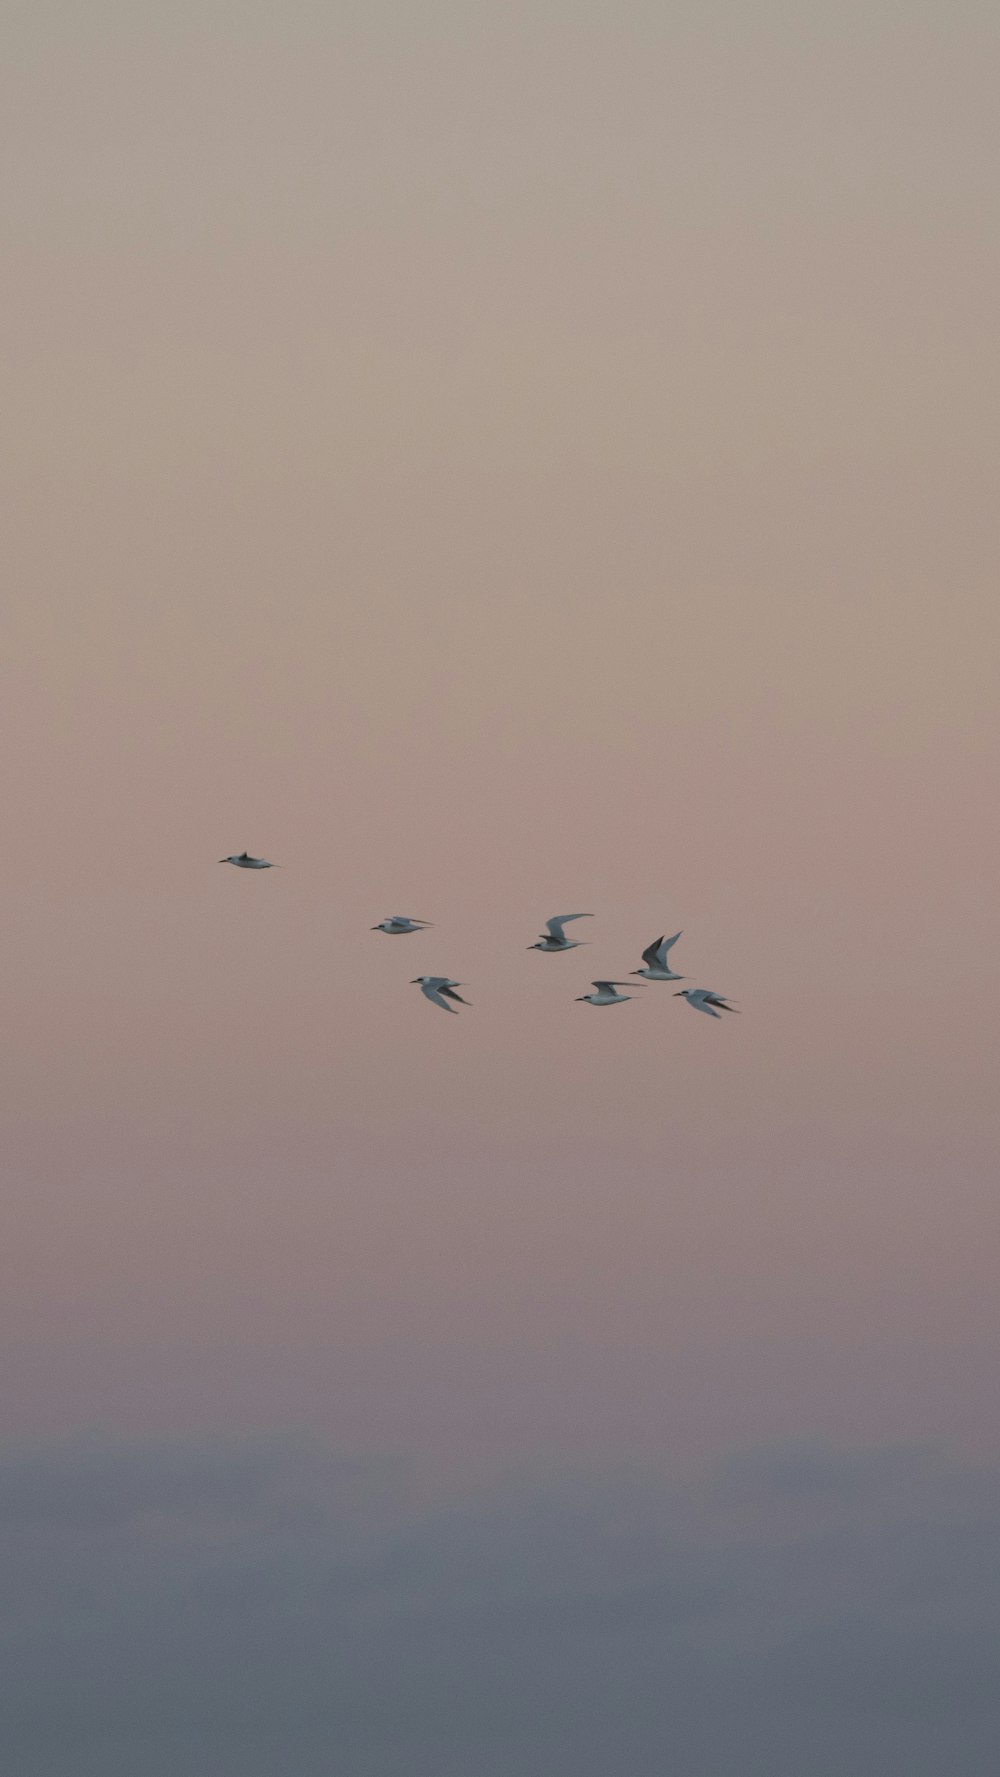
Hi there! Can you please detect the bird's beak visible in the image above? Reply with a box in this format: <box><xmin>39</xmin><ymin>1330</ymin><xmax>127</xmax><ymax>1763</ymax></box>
<box><xmin>674</xmin><ymin>991</ymin><xmax>684</xmax><ymax>996</ymax></box>
<box><xmin>410</xmin><ymin>979</ymin><xmax>420</xmax><ymax>984</ymax></box>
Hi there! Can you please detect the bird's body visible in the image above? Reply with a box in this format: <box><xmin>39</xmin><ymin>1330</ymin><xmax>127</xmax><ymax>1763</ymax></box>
<box><xmin>675</xmin><ymin>988</ymin><xmax>739</xmax><ymax>1018</ymax></box>
<box><xmin>372</xmin><ymin>917</ymin><xmax>432</xmax><ymax>934</ymax></box>
<box><xmin>529</xmin><ymin>913</ymin><xmax>592</xmax><ymax>952</ymax></box>
<box><xmin>219</xmin><ymin>852</ymin><xmax>275</xmax><ymax>869</ymax></box>
<box><xmin>631</xmin><ymin>932</ymin><xmax>684</xmax><ymax>981</ymax></box>
<box><xmin>412</xmin><ymin>976</ymin><xmax>470</xmax><ymax>1013</ymax></box>
<box><xmin>576</xmin><ymin>980</ymin><xmax>640</xmax><ymax>1007</ymax></box>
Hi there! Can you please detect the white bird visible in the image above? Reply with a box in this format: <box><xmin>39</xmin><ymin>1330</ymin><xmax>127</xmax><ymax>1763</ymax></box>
<box><xmin>529</xmin><ymin>913</ymin><xmax>592</xmax><ymax>952</ymax></box>
<box><xmin>372</xmin><ymin>917</ymin><xmax>433</xmax><ymax>934</ymax></box>
<box><xmin>412</xmin><ymin>976</ymin><xmax>471</xmax><ymax>1013</ymax></box>
<box><xmin>631</xmin><ymin>932</ymin><xmax>684</xmax><ymax>981</ymax></box>
<box><xmin>675</xmin><ymin>989</ymin><xmax>739</xmax><ymax>1019</ymax></box>
<box><xmin>575</xmin><ymin>980</ymin><xmax>641</xmax><ymax>1007</ymax></box>
<box><xmin>219</xmin><ymin>852</ymin><xmax>276</xmax><ymax>869</ymax></box>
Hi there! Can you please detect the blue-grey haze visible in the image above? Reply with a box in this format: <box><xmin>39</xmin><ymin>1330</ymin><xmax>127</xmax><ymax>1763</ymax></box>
<box><xmin>1</xmin><ymin>1432</ymin><xmax>997</xmax><ymax>1775</ymax></box>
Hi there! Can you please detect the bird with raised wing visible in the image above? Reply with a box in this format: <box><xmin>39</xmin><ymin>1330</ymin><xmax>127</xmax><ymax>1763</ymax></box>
<box><xmin>372</xmin><ymin>917</ymin><xmax>433</xmax><ymax>934</ymax></box>
<box><xmin>631</xmin><ymin>932</ymin><xmax>684</xmax><ymax>981</ymax></box>
<box><xmin>576</xmin><ymin>980</ymin><xmax>641</xmax><ymax>1007</ymax></box>
<box><xmin>412</xmin><ymin>977</ymin><xmax>471</xmax><ymax>1013</ymax></box>
<box><xmin>529</xmin><ymin>913</ymin><xmax>592</xmax><ymax>952</ymax></box>
<box><xmin>675</xmin><ymin>989</ymin><xmax>739</xmax><ymax>1018</ymax></box>
<box><xmin>219</xmin><ymin>852</ymin><xmax>276</xmax><ymax>869</ymax></box>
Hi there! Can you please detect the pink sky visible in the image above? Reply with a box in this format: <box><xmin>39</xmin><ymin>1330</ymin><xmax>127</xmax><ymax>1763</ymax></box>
<box><xmin>2</xmin><ymin>0</ymin><xmax>998</xmax><ymax>1478</ymax></box>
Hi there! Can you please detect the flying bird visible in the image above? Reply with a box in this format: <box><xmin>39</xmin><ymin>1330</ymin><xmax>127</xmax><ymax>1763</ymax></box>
<box><xmin>219</xmin><ymin>853</ymin><xmax>276</xmax><ymax>869</ymax></box>
<box><xmin>412</xmin><ymin>976</ymin><xmax>471</xmax><ymax>1013</ymax></box>
<box><xmin>576</xmin><ymin>980</ymin><xmax>641</xmax><ymax>1007</ymax></box>
<box><xmin>372</xmin><ymin>917</ymin><xmax>433</xmax><ymax>934</ymax></box>
<box><xmin>529</xmin><ymin>914</ymin><xmax>592</xmax><ymax>952</ymax></box>
<box><xmin>675</xmin><ymin>989</ymin><xmax>739</xmax><ymax>1018</ymax></box>
<box><xmin>631</xmin><ymin>932</ymin><xmax>684</xmax><ymax>981</ymax></box>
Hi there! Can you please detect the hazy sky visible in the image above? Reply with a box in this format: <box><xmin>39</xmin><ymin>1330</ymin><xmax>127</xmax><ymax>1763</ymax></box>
<box><xmin>2</xmin><ymin>0</ymin><xmax>999</xmax><ymax>1769</ymax></box>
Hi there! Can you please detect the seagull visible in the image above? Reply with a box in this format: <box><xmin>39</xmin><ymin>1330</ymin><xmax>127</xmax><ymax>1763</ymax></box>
<box><xmin>412</xmin><ymin>976</ymin><xmax>471</xmax><ymax>1013</ymax></box>
<box><xmin>675</xmin><ymin>989</ymin><xmax>739</xmax><ymax>1018</ymax></box>
<box><xmin>529</xmin><ymin>913</ymin><xmax>592</xmax><ymax>952</ymax></box>
<box><xmin>219</xmin><ymin>852</ymin><xmax>276</xmax><ymax>869</ymax></box>
<box><xmin>576</xmin><ymin>980</ymin><xmax>641</xmax><ymax>1007</ymax></box>
<box><xmin>372</xmin><ymin>917</ymin><xmax>433</xmax><ymax>934</ymax></box>
<box><xmin>631</xmin><ymin>932</ymin><xmax>684</xmax><ymax>981</ymax></box>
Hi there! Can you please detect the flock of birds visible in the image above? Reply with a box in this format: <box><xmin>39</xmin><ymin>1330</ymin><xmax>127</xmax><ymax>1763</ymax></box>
<box><xmin>219</xmin><ymin>854</ymin><xmax>740</xmax><ymax>1019</ymax></box>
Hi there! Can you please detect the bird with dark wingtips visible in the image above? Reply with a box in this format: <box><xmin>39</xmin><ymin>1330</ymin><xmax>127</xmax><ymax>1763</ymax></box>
<box><xmin>529</xmin><ymin>913</ymin><xmax>592</xmax><ymax>952</ymax></box>
<box><xmin>675</xmin><ymin>989</ymin><xmax>739</xmax><ymax>1019</ymax></box>
<box><xmin>576</xmin><ymin>980</ymin><xmax>642</xmax><ymax>1007</ymax></box>
<box><xmin>412</xmin><ymin>976</ymin><xmax>471</xmax><ymax>1013</ymax></box>
<box><xmin>219</xmin><ymin>852</ymin><xmax>276</xmax><ymax>869</ymax></box>
<box><xmin>631</xmin><ymin>932</ymin><xmax>684</xmax><ymax>982</ymax></box>
<box><xmin>372</xmin><ymin>917</ymin><xmax>433</xmax><ymax>934</ymax></box>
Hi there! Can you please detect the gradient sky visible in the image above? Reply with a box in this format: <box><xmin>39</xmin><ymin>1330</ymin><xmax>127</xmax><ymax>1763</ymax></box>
<box><xmin>3</xmin><ymin>0</ymin><xmax>999</xmax><ymax>1769</ymax></box>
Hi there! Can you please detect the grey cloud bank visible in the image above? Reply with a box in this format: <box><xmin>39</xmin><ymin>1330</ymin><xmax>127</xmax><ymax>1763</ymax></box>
<box><xmin>0</xmin><ymin>1433</ymin><xmax>998</xmax><ymax>1775</ymax></box>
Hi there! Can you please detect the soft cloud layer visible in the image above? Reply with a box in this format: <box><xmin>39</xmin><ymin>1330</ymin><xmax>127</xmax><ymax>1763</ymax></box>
<box><xmin>1</xmin><ymin>1432</ymin><xmax>998</xmax><ymax>1775</ymax></box>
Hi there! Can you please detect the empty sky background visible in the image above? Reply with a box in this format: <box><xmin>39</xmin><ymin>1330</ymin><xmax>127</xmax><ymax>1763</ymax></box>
<box><xmin>2</xmin><ymin>0</ymin><xmax>998</xmax><ymax>1769</ymax></box>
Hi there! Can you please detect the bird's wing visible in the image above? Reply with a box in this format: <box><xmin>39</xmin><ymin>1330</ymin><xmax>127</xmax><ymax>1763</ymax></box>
<box><xmin>704</xmin><ymin>994</ymin><xmax>739</xmax><ymax>1012</ymax></box>
<box><xmin>238</xmin><ymin>852</ymin><xmax>250</xmax><ymax>861</ymax></box>
<box><xmin>659</xmin><ymin>931</ymin><xmax>682</xmax><ymax>957</ymax></box>
<box><xmin>641</xmin><ymin>936</ymin><xmax>665</xmax><ymax>967</ymax></box>
<box><xmin>592</xmin><ymin>981</ymin><xmax>617</xmax><ymax>993</ymax></box>
<box><xmin>546</xmin><ymin>913</ymin><xmax>591</xmax><ymax>940</ymax></box>
<box><xmin>420</xmin><ymin>981</ymin><xmax>457</xmax><ymax>1012</ymax></box>
<box><xmin>687</xmin><ymin>991</ymin><xmax>720</xmax><ymax>1016</ymax></box>
<box><xmin>427</xmin><ymin>991</ymin><xmax>458</xmax><ymax>1013</ymax></box>
<box><xmin>439</xmin><ymin>986</ymin><xmax>470</xmax><ymax>1005</ymax></box>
